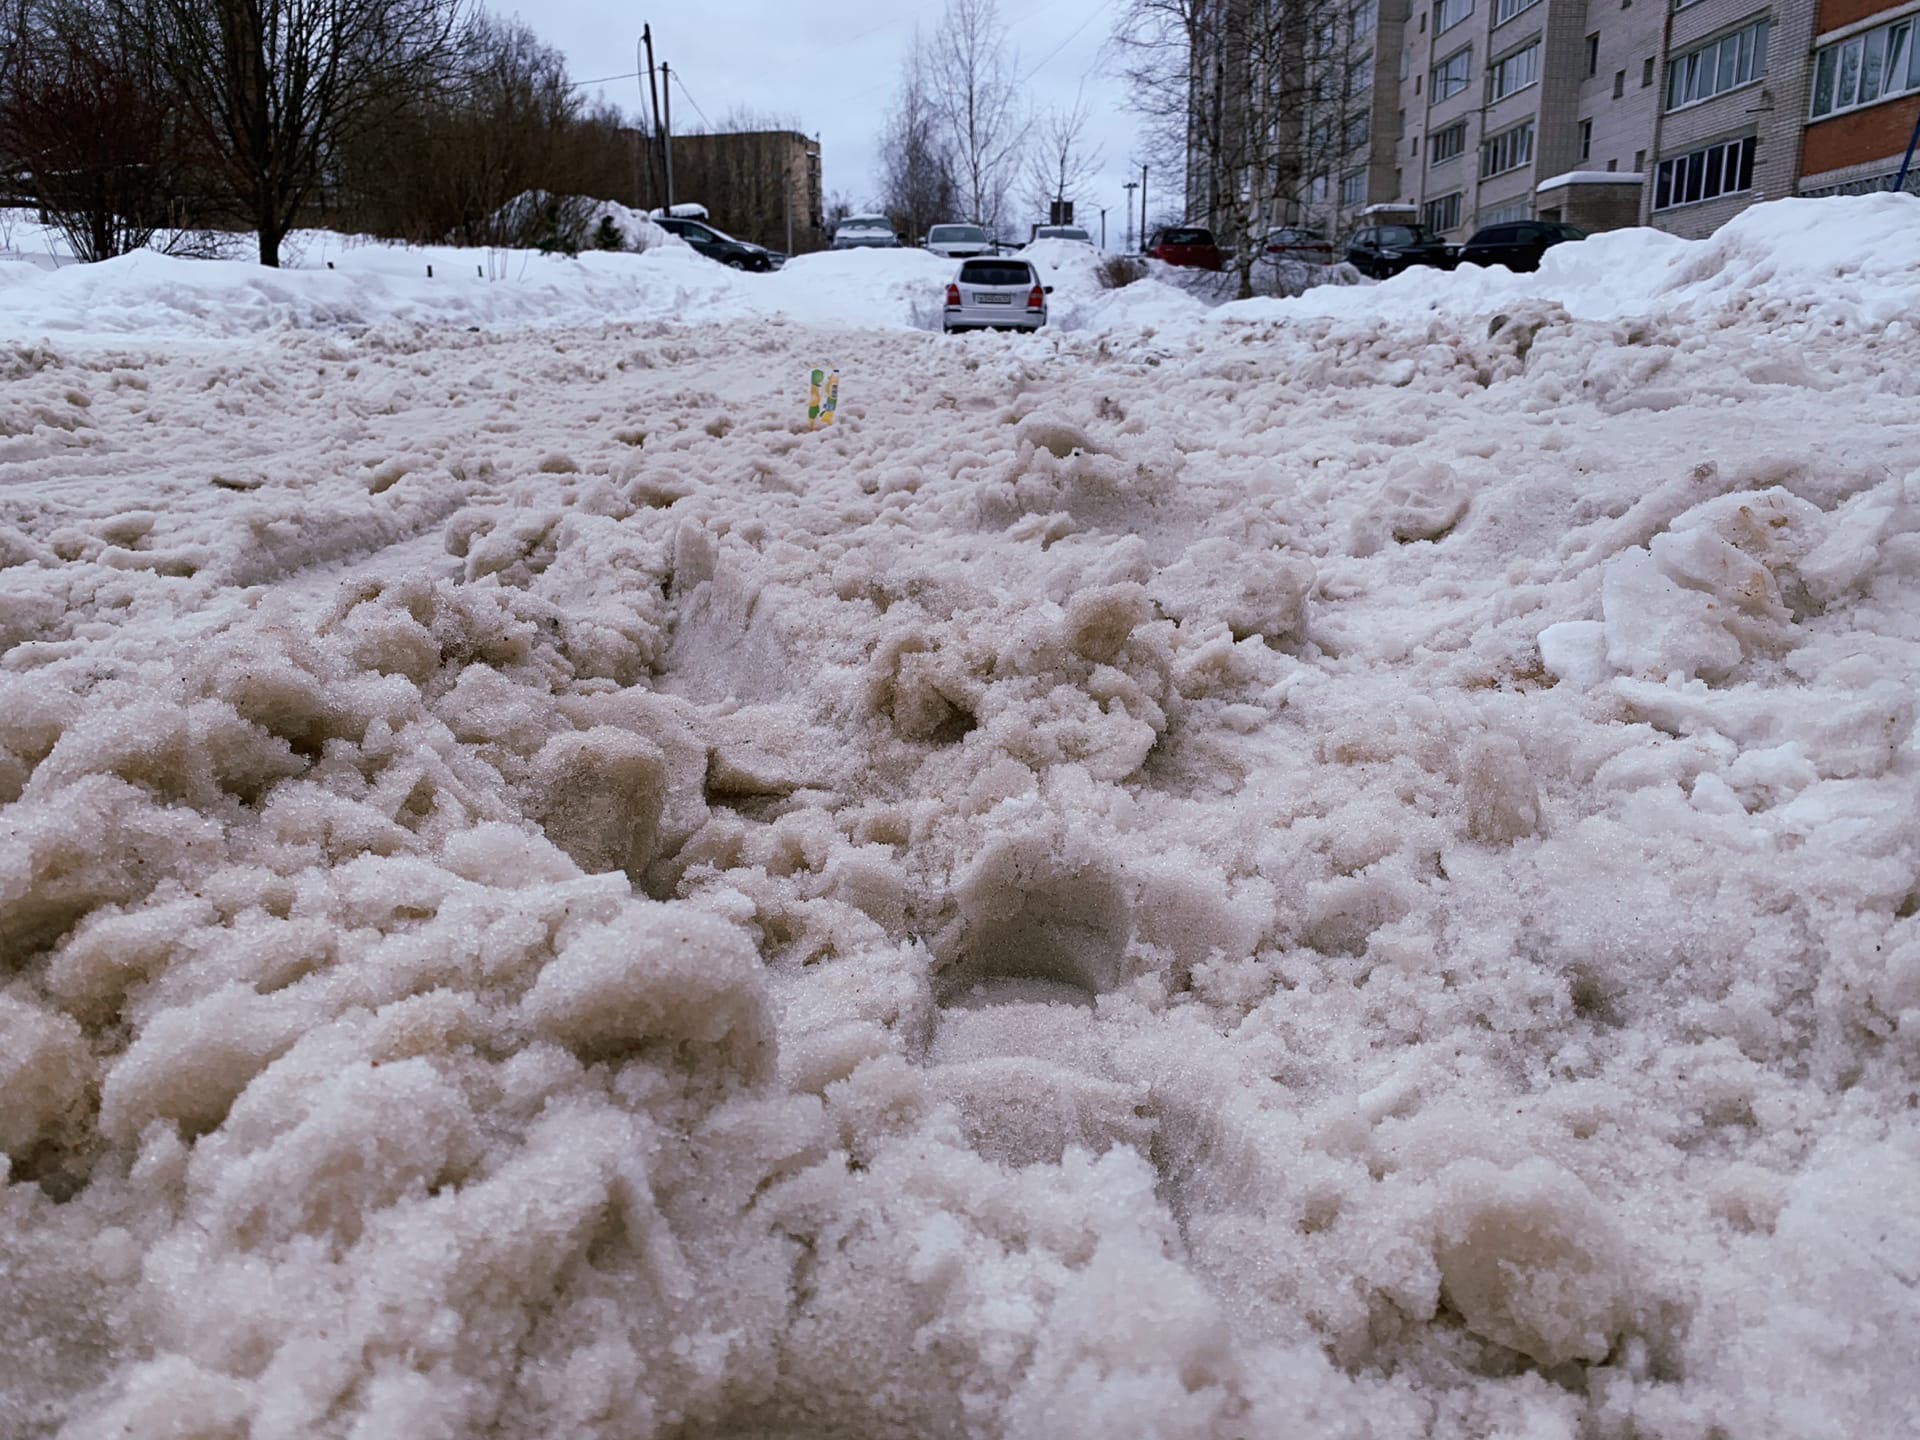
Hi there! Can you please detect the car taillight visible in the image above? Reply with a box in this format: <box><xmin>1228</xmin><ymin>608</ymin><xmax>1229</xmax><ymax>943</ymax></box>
<box><xmin>1027</xmin><ymin>285</ymin><xmax>1044</xmax><ymax>310</ymax></box>
<box><xmin>945</xmin><ymin>283</ymin><xmax>961</xmax><ymax>307</ymax></box>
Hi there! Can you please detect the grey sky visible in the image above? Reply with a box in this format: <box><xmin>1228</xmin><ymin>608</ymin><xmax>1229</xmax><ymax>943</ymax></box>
<box><xmin>538</xmin><ymin>0</ymin><xmax>1163</xmax><ymax>246</ymax></box>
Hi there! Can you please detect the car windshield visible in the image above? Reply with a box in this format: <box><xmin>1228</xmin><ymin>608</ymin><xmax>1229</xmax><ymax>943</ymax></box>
<box><xmin>841</xmin><ymin>217</ymin><xmax>892</xmax><ymax>231</ymax></box>
<box><xmin>958</xmin><ymin>261</ymin><xmax>1033</xmax><ymax>286</ymax></box>
<box><xmin>1376</xmin><ymin>225</ymin><xmax>1437</xmax><ymax>245</ymax></box>
<box><xmin>1270</xmin><ymin>229</ymin><xmax>1323</xmax><ymax>243</ymax></box>
<box><xmin>1162</xmin><ymin>228</ymin><xmax>1212</xmax><ymax>245</ymax></box>
<box><xmin>1560</xmin><ymin>225</ymin><xmax>1589</xmax><ymax>239</ymax></box>
<box><xmin>930</xmin><ymin>225</ymin><xmax>987</xmax><ymax>242</ymax></box>
<box><xmin>1037</xmin><ymin>228</ymin><xmax>1089</xmax><ymax>241</ymax></box>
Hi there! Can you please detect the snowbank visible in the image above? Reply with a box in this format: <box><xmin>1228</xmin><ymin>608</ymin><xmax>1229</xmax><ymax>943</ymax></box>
<box><xmin>3</xmin><ymin>194</ymin><xmax>1920</xmax><ymax>1438</ymax></box>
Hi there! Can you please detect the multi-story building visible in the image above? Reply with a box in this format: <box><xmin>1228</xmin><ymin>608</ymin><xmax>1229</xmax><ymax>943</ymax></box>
<box><xmin>658</xmin><ymin>131</ymin><xmax>825</xmax><ymax>255</ymax></box>
<box><xmin>1190</xmin><ymin>0</ymin><xmax>1900</xmax><ymax>246</ymax></box>
<box><xmin>1797</xmin><ymin>0</ymin><xmax>1920</xmax><ymax>196</ymax></box>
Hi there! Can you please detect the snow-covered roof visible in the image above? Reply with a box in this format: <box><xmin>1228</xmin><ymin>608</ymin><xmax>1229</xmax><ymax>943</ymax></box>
<box><xmin>1536</xmin><ymin>170</ymin><xmax>1648</xmax><ymax>191</ymax></box>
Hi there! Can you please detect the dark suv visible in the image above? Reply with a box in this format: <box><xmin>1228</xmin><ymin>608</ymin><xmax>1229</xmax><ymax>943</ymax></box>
<box><xmin>1457</xmin><ymin>221</ymin><xmax>1588</xmax><ymax>273</ymax></box>
<box><xmin>655</xmin><ymin>216</ymin><xmax>785</xmax><ymax>272</ymax></box>
<box><xmin>1344</xmin><ymin>224</ymin><xmax>1455</xmax><ymax>279</ymax></box>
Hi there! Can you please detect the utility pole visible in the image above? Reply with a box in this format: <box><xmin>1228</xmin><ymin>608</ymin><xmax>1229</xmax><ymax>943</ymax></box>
<box><xmin>1100</xmin><ymin>208</ymin><xmax>1107</xmax><ymax>249</ymax></box>
<box><xmin>661</xmin><ymin>62</ymin><xmax>675</xmax><ymax>210</ymax></box>
<box><xmin>1123</xmin><ymin>180</ymin><xmax>1138</xmax><ymax>252</ymax></box>
<box><xmin>643</xmin><ymin>27</ymin><xmax>665</xmax><ymax>210</ymax></box>
<box><xmin>1141</xmin><ymin>164</ymin><xmax>1149</xmax><ymax>248</ymax></box>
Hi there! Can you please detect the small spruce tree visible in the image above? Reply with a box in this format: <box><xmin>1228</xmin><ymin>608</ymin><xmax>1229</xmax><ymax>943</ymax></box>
<box><xmin>593</xmin><ymin>215</ymin><xmax>625</xmax><ymax>251</ymax></box>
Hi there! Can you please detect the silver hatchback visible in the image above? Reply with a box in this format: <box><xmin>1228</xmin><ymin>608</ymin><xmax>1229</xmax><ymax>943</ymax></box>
<box><xmin>942</xmin><ymin>258</ymin><xmax>1051</xmax><ymax>333</ymax></box>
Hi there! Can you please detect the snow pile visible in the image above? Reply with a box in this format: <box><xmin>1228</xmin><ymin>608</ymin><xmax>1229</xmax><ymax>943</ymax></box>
<box><xmin>3</xmin><ymin>196</ymin><xmax>1920</xmax><ymax>1438</ymax></box>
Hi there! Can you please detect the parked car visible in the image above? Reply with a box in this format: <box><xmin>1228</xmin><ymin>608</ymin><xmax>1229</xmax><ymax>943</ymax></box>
<box><xmin>1030</xmin><ymin>225</ymin><xmax>1093</xmax><ymax>245</ymax></box>
<box><xmin>942</xmin><ymin>257</ymin><xmax>1052</xmax><ymax>333</ymax></box>
<box><xmin>1344</xmin><ymin>223</ymin><xmax>1456</xmax><ymax>279</ymax></box>
<box><xmin>1261</xmin><ymin>226</ymin><xmax>1335</xmax><ymax>266</ymax></box>
<box><xmin>1456</xmin><ymin>220</ymin><xmax>1588</xmax><ymax>273</ymax></box>
<box><xmin>654</xmin><ymin>216</ymin><xmax>785</xmax><ymax>271</ymax></box>
<box><xmin>1147</xmin><ymin>226</ymin><xmax>1224</xmax><ymax>270</ymax></box>
<box><xmin>924</xmin><ymin>223</ymin><xmax>994</xmax><ymax>258</ymax></box>
<box><xmin>831</xmin><ymin>214</ymin><xmax>902</xmax><ymax>249</ymax></box>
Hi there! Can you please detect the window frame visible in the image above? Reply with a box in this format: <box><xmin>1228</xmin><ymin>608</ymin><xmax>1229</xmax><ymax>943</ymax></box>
<box><xmin>1432</xmin><ymin>46</ymin><xmax>1474</xmax><ymax>100</ymax></box>
<box><xmin>1423</xmin><ymin>191</ymin><xmax>1464</xmax><ymax>231</ymax></box>
<box><xmin>1811</xmin><ymin>17</ymin><xmax>1919</xmax><ymax>121</ymax></box>
<box><xmin>1490</xmin><ymin>40</ymin><xmax>1542</xmax><ymax>100</ymax></box>
<box><xmin>1666</xmin><ymin>18</ymin><xmax>1770</xmax><ymax>112</ymax></box>
<box><xmin>1480</xmin><ymin>120</ymin><xmax>1536</xmax><ymax>177</ymax></box>
<box><xmin>1495</xmin><ymin>0</ymin><xmax>1542</xmax><ymax>24</ymax></box>
<box><xmin>1429</xmin><ymin>120</ymin><xmax>1469</xmax><ymax>163</ymax></box>
<box><xmin>1435</xmin><ymin>0</ymin><xmax>1474</xmax><ymax>34</ymax></box>
<box><xmin>1652</xmin><ymin>134</ymin><xmax>1757</xmax><ymax>211</ymax></box>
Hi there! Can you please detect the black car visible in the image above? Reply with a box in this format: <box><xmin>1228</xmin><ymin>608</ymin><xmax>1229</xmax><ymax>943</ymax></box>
<box><xmin>655</xmin><ymin>216</ymin><xmax>785</xmax><ymax>272</ymax></box>
<box><xmin>1457</xmin><ymin>221</ymin><xmax>1588</xmax><ymax>273</ymax></box>
<box><xmin>1344</xmin><ymin>223</ymin><xmax>1456</xmax><ymax>279</ymax></box>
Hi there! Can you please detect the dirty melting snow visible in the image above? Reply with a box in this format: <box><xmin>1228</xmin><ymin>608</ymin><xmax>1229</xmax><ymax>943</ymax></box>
<box><xmin>4</xmin><ymin>196</ymin><xmax>1920</xmax><ymax>1439</ymax></box>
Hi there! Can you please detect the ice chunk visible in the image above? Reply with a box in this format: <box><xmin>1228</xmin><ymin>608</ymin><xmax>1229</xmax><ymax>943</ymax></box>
<box><xmin>1434</xmin><ymin>1158</ymin><xmax>1627</xmax><ymax>1367</ymax></box>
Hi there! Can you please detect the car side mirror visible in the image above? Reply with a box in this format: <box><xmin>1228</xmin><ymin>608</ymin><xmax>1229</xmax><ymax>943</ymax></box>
<box><xmin>1043</xmin><ymin>286</ymin><xmax>1054</xmax><ymax>294</ymax></box>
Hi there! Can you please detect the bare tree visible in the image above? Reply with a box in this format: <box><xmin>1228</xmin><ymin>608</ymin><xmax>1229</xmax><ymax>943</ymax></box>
<box><xmin>1022</xmin><ymin>94</ymin><xmax>1101</xmax><ymax>228</ymax></box>
<box><xmin>1114</xmin><ymin>0</ymin><xmax>1350</xmax><ymax>297</ymax></box>
<box><xmin>878</xmin><ymin>32</ymin><xmax>957</xmax><ymax>243</ymax></box>
<box><xmin>0</xmin><ymin>0</ymin><xmax>203</xmax><ymax>260</ymax></box>
<box><xmin>925</xmin><ymin>0</ymin><xmax>1025</xmax><ymax>236</ymax></box>
<box><xmin>122</xmin><ymin>0</ymin><xmax>467</xmax><ymax>266</ymax></box>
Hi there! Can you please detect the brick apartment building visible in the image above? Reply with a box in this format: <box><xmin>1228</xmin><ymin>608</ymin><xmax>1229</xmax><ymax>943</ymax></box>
<box><xmin>1797</xmin><ymin>0</ymin><xmax>1920</xmax><ymax>195</ymax></box>
<box><xmin>1191</xmin><ymin>0</ymin><xmax>1915</xmax><ymax>245</ymax></box>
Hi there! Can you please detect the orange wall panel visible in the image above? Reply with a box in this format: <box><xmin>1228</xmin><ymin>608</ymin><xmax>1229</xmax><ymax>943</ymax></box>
<box><xmin>1802</xmin><ymin>92</ymin><xmax>1920</xmax><ymax>174</ymax></box>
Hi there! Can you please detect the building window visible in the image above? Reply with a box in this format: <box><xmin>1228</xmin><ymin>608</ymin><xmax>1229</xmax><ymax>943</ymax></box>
<box><xmin>1400</xmin><ymin>47</ymin><xmax>1411</xmax><ymax>80</ymax></box>
<box><xmin>1432</xmin><ymin>47</ymin><xmax>1473</xmax><ymax>100</ymax></box>
<box><xmin>1482</xmin><ymin>199</ymin><xmax>1532</xmax><ymax>224</ymax></box>
<box><xmin>1346</xmin><ymin>111</ymin><xmax>1371</xmax><ymax>149</ymax></box>
<box><xmin>1311</xmin><ymin>173</ymin><xmax>1331</xmax><ymax>201</ymax></box>
<box><xmin>1352</xmin><ymin>53</ymin><xmax>1375</xmax><ymax>93</ymax></box>
<box><xmin>1481</xmin><ymin>121</ymin><xmax>1535</xmax><ymax>177</ymax></box>
<box><xmin>1342</xmin><ymin>168</ymin><xmax>1368</xmax><ymax>205</ymax></box>
<box><xmin>1424</xmin><ymin>191</ymin><xmax>1463</xmax><ymax>230</ymax></box>
<box><xmin>1643</xmin><ymin>56</ymin><xmax>1655</xmax><ymax>86</ymax></box>
<box><xmin>1634</xmin><ymin>148</ymin><xmax>1646</xmax><ymax>171</ymax></box>
<box><xmin>1430</xmin><ymin>120</ymin><xmax>1468</xmax><ymax>163</ymax></box>
<box><xmin>1490</xmin><ymin>42</ymin><xmax>1541</xmax><ymax>100</ymax></box>
<box><xmin>1607</xmin><ymin>158</ymin><xmax>1619</xmax><ymax>170</ymax></box>
<box><xmin>1495</xmin><ymin>0</ymin><xmax>1541</xmax><ymax>24</ymax></box>
<box><xmin>1579</xmin><ymin>118</ymin><xmax>1593</xmax><ymax>160</ymax></box>
<box><xmin>1811</xmin><ymin>17</ymin><xmax>1919</xmax><ymax>120</ymax></box>
<box><xmin>1654</xmin><ymin>134</ymin><xmax>1756</xmax><ymax>209</ymax></box>
<box><xmin>1586</xmin><ymin>34</ymin><xmax>1600</xmax><ymax>77</ymax></box>
<box><xmin>1436</xmin><ymin>0</ymin><xmax>1473</xmax><ymax>34</ymax></box>
<box><xmin>1310</xmin><ymin>117</ymin><xmax>1332</xmax><ymax>149</ymax></box>
<box><xmin>1614</xmin><ymin>69</ymin><xmax>1626</xmax><ymax>97</ymax></box>
<box><xmin>1352</xmin><ymin>0</ymin><xmax>1377</xmax><ymax>38</ymax></box>
<box><xmin>1668</xmin><ymin>20</ymin><xmax>1769</xmax><ymax>110</ymax></box>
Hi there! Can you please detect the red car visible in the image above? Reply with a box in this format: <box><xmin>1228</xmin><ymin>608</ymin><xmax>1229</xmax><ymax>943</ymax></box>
<box><xmin>1148</xmin><ymin>226</ymin><xmax>1223</xmax><ymax>271</ymax></box>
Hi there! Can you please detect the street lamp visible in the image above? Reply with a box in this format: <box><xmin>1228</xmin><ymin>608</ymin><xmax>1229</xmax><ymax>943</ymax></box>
<box><xmin>1123</xmin><ymin>180</ymin><xmax>1138</xmax><ymax>252</ymax></box>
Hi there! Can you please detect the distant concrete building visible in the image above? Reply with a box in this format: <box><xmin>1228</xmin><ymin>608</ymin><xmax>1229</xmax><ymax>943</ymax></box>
<box><xmin>659</xmin><ymin>130</ymin><xmax>825</xmax><ymax>255</ymax></box>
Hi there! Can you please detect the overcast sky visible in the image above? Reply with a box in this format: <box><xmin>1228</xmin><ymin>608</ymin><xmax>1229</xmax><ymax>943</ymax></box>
<box><xmin>537</xmin><ymin>0</ymin><xmax>1166</xmax><ymax>247</ymax></box>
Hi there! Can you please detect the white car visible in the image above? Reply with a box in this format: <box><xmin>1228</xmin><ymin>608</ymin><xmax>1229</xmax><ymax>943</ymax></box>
<box><xmin>942</xmin><ymin>258</ymin><xmax>1051</xmax><ymax>333</ymax></box>
<box><xmin>1030</xmin><ymin>225</ymin><xmax>1093</xmax><ymax>245</ymax></box>
<box><xmin>831</xmin><ymin>214</ymin><xmax>901</xmax><ymax>249</ymax></box>
<box><xmin>924</xmin><ymin>223</ymin><xmax>994</xmax><ymax>258</ymax></box>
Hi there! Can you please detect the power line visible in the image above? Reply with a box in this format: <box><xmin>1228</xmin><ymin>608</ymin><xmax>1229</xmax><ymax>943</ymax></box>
<box><xmin>670</xmin><ymin>71</ymin><xmax>713</xmax><ymax>131</ymax></box>
<box><xmin>571</xmin><ymin>69</ymin><xmax>644</xmax><ymax>89</ymax></box>
<box><xmin>1019</xmin><ymin>0</ymin><xmax>1107</xmax><ymax>86</ymax></box>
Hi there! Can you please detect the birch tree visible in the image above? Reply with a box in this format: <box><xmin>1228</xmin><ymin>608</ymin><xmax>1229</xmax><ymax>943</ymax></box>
<box><xmin>926</xmin><ymin>0</ymin><xmax>1025</xmax><ymax>236</ymax></box>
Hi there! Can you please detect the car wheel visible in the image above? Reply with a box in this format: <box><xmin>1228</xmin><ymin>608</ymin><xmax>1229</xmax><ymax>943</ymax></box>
<box><xmin>723</xmin><ymin>257</ymin><xmax>748</xmax><ymax>270</ymax></box>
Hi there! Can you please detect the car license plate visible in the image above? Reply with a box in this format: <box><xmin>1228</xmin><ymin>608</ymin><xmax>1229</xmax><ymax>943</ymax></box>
<box><xmin>975</xmin><ymin>293</ymin><xmax>1011</xmax><ymax>304</ymax></box>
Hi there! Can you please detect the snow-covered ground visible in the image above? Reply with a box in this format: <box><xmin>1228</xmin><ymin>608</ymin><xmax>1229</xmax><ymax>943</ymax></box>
<box><xmin>3</xmin><ymin>195</ymin><xmax>1919</xmax><ymax>1440</ymax></box>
